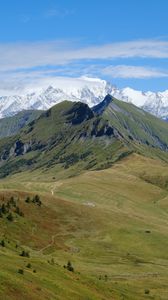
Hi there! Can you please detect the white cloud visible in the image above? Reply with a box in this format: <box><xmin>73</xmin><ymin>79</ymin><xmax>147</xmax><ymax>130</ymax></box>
<box><xmin>0</xmin><ymin>39</ymin><xmax>168</xmax><ymax>93</ymax></box>
<box><xmin>102</xmin><ymin>65</ymin><xmax>168</xmax><ymax>79</ymax></box>
<box><xmin>0</xmin><ymin>39</ymin><xmax>168</xmax><ymax>73</ymax></box>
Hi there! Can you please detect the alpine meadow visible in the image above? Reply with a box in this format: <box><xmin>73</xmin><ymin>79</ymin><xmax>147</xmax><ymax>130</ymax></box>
<box><xmin>1</xmin><ymin>1</ymin><xmax>168</xmax><ymax>299</ymax></box>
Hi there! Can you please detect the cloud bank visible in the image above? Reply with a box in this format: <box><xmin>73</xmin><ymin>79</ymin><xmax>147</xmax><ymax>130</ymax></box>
<box><xmin>0</xmin><ymin>39</ymin><xmax>168</xmax><ymax>72</ymax></box>
<box><xmin>0</xmin><ymin>38</ymin><xmax>168</xmax><ymax>93</ymax></box>
<box><xmin>102</xmin><ymin>65</ymin><xmax>168</xmax><ymax>79</ymax></box>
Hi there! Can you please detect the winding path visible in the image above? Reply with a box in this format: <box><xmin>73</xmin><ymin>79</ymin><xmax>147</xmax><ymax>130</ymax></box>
<box><xmin>38</xmin><ymin>234</ymin><xmax>57</xmax><ymax>254</ymax></box>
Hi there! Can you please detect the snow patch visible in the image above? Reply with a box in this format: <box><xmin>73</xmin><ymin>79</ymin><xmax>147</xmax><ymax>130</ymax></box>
<box><xmin>0</xmin><ymin>76</ymin><xmax>168</xmax><ymax>119</ymax></box>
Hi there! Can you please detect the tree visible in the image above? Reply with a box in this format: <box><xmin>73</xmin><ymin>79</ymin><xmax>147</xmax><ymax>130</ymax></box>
<box><xmin>18</xmin><ymin>269</ymin><xmax>24</xmax><ymax>275</ymax></box>
<box><xmin>1</xmin><ymin>204</ymin><xmax>7</xmax><ymax>214</ymax></box>
<box><xmin>20</xmin><ymin>250</ymin><xmax>30</xmax><ymax>258</ymax></box>
<box><xmin>15</xmin><ymin>206</ymin><xmax>24</xmax><ymax>217</ymax></box>
<box><xmin>20</xmin><ymin>250</ymin><xmax>26</xmax><ymax>257</ymax></box>
<box><xmin>66</xmin><ymin>261</ymin><xmax>74</xmax><ymax>272</ymax></box>
<box><xmin>25</xmin><ymin>196</ymin><xmax>31</xmax><ymax>203</ymax></box>
<box><xmin>104</xmin><ymin>274</ymin><xmax>108</xmax><ymax>281</ymax></box>
<box><xmin>33</xmin><ymin>195</ymin><xmax>40</xmax><ymax>203</ymax></box>
<box><xmin>32</xmin><ymin>194</ymin><xmax>42</xmax><ymax>206</ymax></box>
<box><xmin>7</xmin><ymin>213</ymin><xmax>14</xmax><ymax>222</ymax></box>
<box><xmin>37</xmin><ymin>199</ymin><xmax>42</xmax><ymax>207</ymax></box>
<box><xmin>0</xmin><ymin>240</ymin><xmax>5</xmax><ymax>247</ymax></box>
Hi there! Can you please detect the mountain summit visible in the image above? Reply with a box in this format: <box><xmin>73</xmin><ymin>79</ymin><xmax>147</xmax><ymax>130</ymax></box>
<box><xmin>1</xmin><ymin>76</ymin><xmax>168</xmax><ymax>120</ymax></box>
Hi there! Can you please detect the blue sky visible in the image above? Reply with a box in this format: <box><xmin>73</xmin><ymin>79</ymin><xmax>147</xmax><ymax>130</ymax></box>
<box><xmin>1</xmin><ymin>0</ymin><xmax>168</xmax><ymax>92</ymax></box>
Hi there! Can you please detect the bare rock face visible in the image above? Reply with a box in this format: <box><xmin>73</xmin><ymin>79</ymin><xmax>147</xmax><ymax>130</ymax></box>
<box><xmin>65</xmin><ymin>102</ymin><xmax>94</xmax><ymax>125</ymax></box>
<box><xmin>1</xmin><ymin>140</ymin><xmax>32</xmax><ymax>162</ymax></box>
<box><xmin>13</xmin><ymin>140</ymin><xmax>33</xmax><ymax>156</ymax></box>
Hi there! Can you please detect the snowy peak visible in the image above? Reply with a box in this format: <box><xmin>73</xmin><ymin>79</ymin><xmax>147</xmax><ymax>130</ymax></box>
<box><xmin>112</xmin><ymin>87</ymin><xmax>168</xmax><ymax>119</ymax></box>
<box><xmin>0</xmin><ymin>76</ymin><xmax>168</xmax><ymax>119</ymax></box>
<box><xmin>0</xmin><ymin>76</ymin><xmax>114</xmax><ymax>118</ymax></box>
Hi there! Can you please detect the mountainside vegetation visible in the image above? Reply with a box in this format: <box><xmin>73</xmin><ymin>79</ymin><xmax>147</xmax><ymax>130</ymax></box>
<box><xmin>0</xmin><ymin>95</ymin><xmax>168</xmax><ymax>179</ymax></box>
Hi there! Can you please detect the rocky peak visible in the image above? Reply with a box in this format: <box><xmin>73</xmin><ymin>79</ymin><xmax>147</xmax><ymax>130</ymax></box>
<box><xmin>92</xmin><ymin>94</ymin><xmax>113</xmax><ymax>114</ymax></box>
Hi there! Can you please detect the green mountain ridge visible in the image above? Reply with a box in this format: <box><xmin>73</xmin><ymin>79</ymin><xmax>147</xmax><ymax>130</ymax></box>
<box><xmin>0</xmin><ymin>95</ymin><xmax>168</xmax><ymax>179</ymax></box>
<box><xmin>94</xmin><ymin>94</ymin><xmax>168</xmax><ymax>149</ymax></box>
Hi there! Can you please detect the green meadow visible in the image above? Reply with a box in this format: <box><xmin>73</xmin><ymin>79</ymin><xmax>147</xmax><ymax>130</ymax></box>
<box><xmin>0</xmin><ymin>154</ymin><xmax>168</xmax><ymax>299</ymax></box>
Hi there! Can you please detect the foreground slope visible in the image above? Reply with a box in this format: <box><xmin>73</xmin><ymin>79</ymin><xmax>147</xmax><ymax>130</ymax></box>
<box><xmin>0</xmin><ymin>154</ymin><xmax>168</xmax><ymax>299</ymax></box>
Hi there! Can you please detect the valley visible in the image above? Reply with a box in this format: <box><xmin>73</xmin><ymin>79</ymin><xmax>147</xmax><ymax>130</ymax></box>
<box><xmin>1</xmin><ymin>154</ymin><xmax>168</xmax><ymax>299</ymax></box>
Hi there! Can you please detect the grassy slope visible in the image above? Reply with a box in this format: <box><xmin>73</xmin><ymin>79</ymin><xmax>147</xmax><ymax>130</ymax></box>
<box><xmin>0</xmin><ymin>192</ymin><xmax>113</xmax><ymax>300</ymax></box>
<box><xmin>102</xmin><ymin>97</ymin><xmax>168</xmax><ymax>147</ymax></box>
<box><xmin>1</xmin><ymin>98</ymin><xmax>168</xmax><ymax>180</ymax></box>
<box><xmin>0</xmin><ymin>110</ymin><xmax>42</xmax><ymax>138</ymax></box>
<box><xmin>0</xmin><ymin>101</ymin><xmax>131</xmax><ymax>178</ymax></box>
<box><xmin>0</xmin><ymin>154</ymin><xmax>168</xmax><ymax>299</ymax></box>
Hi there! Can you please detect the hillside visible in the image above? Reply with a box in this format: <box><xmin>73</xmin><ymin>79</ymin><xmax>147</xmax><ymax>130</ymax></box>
<box><xmin>94</xmin><ymin>95</ymin><xmax>168</xmax><ymax>150</ymax></box>
<box><xmin>0</xmin><ymin>110</ymin><xmax>42</xmax><ymax>138</ymax></box>
<box><xmin>1</xmin><ymin>154</ymin><xmax>168</xmax><ymax>299</ymax></box>
<box><xmin>0</xmin><ymin>95</ymin><xmax>168</xmax><ymax>179</ymax></box>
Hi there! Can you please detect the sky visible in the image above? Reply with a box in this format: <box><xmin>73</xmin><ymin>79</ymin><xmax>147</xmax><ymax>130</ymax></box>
<box><xmin>1</xmin><ymin>0</ymin><xmax>168</xmax><ymax>93</ymax></box>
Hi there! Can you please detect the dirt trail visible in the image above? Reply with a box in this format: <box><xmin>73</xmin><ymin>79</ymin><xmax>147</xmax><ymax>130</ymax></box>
<box><xmin>50</xmin><ymin>182</ymin><xmax>63</xmax><ymax>196</ymax></box>
<box><xmin>38</xmin><ymin>234</ymin><xmax>57</xmax><ymax>254</ymax></box>
<box><xmin>109</xmin><ymin>272</ymin><xmax>159</xmax><ymax>280</ymax></box>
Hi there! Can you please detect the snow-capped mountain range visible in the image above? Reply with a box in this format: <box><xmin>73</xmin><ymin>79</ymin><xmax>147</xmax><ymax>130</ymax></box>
<box><xmin>0</xmin><ymin>76</ymin><xmax>168</xmax><ymax>119</ymax></box>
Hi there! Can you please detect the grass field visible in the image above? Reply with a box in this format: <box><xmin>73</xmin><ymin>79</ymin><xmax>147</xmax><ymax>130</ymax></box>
<box><xmin>0</xmin><ymin>154</ymin><xmax>168</xmax><ymax>299</ymax></box>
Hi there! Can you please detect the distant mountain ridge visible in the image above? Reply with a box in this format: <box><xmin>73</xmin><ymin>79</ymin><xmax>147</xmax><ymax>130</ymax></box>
<box><xmin>0</xmin><ymin>77</ymin><xmax>113</xmax><ymax>118</ymax></box>
<box><xmin>1</xmin><ymin>76</ymin><xmax>168</xmax><ymax>120</ymax></box>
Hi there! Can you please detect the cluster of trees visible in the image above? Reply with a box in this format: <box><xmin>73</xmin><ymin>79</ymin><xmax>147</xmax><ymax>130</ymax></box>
<box><xmin>0</xmin><ymin>196</ymin><xmax>24</xmax><ymax>221</ymax></box>
<box><xmin>18</xmin><ymin>263</ymin><xmax>36</xmax><ymax>275</ymax></box>
<box><xmin>25</xmin><ymin>195</ymin><xmax>42</xmax><ymax>206</ymax></box>
<box><xmin>64</xmin><ymin>261</ymin><xmax>74</xmax><ymax>272</ymax></box>
<box><xmin>18</xmin><ymin>260</ymin><xmax>75</xmax><ymax>277</ymax></box>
